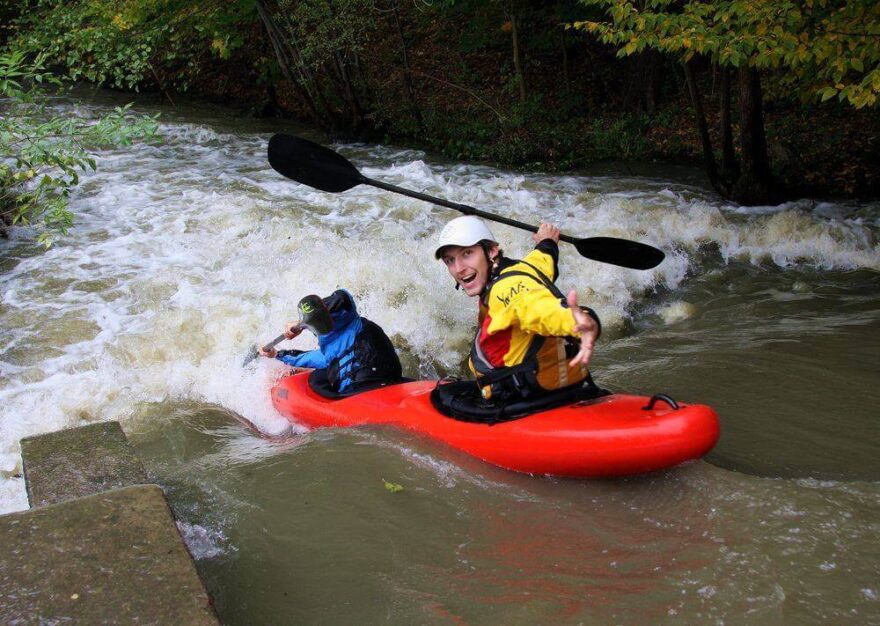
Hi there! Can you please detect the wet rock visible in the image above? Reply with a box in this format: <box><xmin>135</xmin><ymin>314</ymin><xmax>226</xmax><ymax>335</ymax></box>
<box><xmin>21</xmin><ymin>422</ymin><xmax>148</xmax><ymax>507</ymax></box>
<box><xmin>0</xmin><ymin>484</ymin><xmax>218</xmax><ymax>624</ymax></box>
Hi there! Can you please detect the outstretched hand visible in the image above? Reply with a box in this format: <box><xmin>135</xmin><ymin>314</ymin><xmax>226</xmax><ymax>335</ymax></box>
<box><xmin>567</xmin><ymin>289</ymin><xmax>598</xmax><ymax>368</ymax></box>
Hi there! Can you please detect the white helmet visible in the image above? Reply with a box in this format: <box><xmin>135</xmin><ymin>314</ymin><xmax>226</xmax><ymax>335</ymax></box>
<box><xmin>434</xmin><ymin>216</ymin><xmax>497</xmax><ymax>259</ymax></box>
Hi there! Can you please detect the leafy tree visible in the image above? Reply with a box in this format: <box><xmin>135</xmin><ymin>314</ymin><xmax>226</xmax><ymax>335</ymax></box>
<box><xmin>436</xmin><ymin>1</ymin><xmax>575</xmax><ymax>109</ymax></box>
<box><xmin>0</xmin><ymin>51</ymin><xmax>159</xmax><ymax>246</ymax></box>
<box><xmin>257</xmin><ymin>0</ymin><xmax>383</xmax><ymax>134</ymax></box>
<box><xmin>572</xmin><ymin>0</ymin><xmax>880</xmax><ymax>204</ymax></box>
<box><xmin>575</xmin><ymin>0</ymin><xmax>879</xmax><ymax>107</ymax></box>
<box><xmin>10</xmin><ymin>0</ymin><xmax>259</xmax><ymax>94</ymax></box>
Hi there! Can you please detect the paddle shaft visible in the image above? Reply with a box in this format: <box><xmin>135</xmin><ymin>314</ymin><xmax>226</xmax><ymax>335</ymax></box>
<box><xmin>262</xmin><ymin>333</ymin><xmax>288</xmax><ymax>352</ymax></box>
<box><xmin>367</xmin><ymin>178</ymin><xmax>579</xmax><ymax>246</ymax></box>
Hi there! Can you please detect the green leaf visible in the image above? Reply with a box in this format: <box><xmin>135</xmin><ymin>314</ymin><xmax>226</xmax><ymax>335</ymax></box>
<box><xmin>819</xmin><ymin>86</ymin><xmax>837</xmax><ymax>102</ymax></box>
<box><xmin>382</xmin><ymin>479</ymin><xmax>404</xmax><ymax>493</ymax></box>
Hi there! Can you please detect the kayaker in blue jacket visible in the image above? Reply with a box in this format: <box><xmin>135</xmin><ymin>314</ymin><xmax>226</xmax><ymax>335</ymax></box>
<box><xmin>259</xmin><ymin>289</ymin><xmax>402</xmax><ymax>395</ymax></box>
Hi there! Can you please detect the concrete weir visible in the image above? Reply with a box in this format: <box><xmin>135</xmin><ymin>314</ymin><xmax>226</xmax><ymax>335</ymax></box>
<box><xmin>0</xmin><ymin>422</ymin><xmax>219</xmax><ymax>625</ymax></box>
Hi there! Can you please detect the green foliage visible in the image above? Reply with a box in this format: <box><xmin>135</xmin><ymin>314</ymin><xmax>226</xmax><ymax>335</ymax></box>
<box><xmin>10</xmin><ymin>0</ymin><xmax>259</xmax><ymax>91</ymax></box>
<box><xmin>573</xmin><ymin>0</ymin><xmax>880</xmax><ymax>108</ymax></box>
<box><xmin>419</xmin><ymin>108</ymin><xmax>497</xmax><ymax>160</ymax></box>
<box><xmin>0</xmin><ymin>51</ymin><xmax>159</xmax><ymax>246</ymax></box>
<box><xmin>276</xmin><ymin>0</ymin><xmax>376</xmax><ymax>71</ymax></box>
<box><xmin>588</xmin><ymin>114</ymin><xmax>652</xmax><ymax>160</ymax></box>
<box><xmin>265</xmin><ymin>0</ymin><xmax>383</xmax><ymax>133</ymax></box>
<box><xmin>416</xmin><ymin>104</ymin><xmax>654</xmax><ymax>169</ymax></box>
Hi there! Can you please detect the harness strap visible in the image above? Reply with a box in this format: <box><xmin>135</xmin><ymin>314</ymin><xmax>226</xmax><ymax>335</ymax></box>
<box><xmin>512</xmin><ymin>260</ymin><xmax>566</xmax><ymax>302</ymax></box>
<box><xmin>475</xmin><ymin>359</ymin><xmax>536</xmax><ymax>385</ymax></box>
<box><xmin>471</xmin><ymin>259</ymin><xmax>564</xmax><ymax>395</ymax></box>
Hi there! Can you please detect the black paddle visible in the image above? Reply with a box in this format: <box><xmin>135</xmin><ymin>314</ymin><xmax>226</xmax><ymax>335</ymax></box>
<box><xmin>267</xmin><ymin>134</ymin><xmax>665</xmax><ymax>270</ymax></box>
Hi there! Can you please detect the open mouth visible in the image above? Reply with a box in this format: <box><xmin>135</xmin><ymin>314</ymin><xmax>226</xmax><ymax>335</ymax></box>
<box><xmin>460</xmin><ymin>272</ymin><xmax>477</xmax><ymax>287</ymax></box>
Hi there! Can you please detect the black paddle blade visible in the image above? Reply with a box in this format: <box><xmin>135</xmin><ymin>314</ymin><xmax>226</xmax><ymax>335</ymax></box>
<box><xmin>268</xmin><ymin>134</ymin><xmax>364</xmax><ymax>193</ymax></box>
<box><xmin>574</xmin><ymin>236</ymin><xmax>665</xmax><ymax>270</ymax></box>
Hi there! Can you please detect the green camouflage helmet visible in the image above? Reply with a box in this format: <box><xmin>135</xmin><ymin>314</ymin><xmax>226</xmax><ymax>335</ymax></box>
<box><xmin>297</xmin><ymin>294</ymin><xmax>334</xmax><ymax>335</ymax></box>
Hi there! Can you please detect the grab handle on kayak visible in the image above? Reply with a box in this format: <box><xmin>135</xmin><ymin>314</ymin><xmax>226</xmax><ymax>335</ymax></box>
<box><xmin>642</xmin><ymin>393</ymin><xmax>680</xmax><ymax>411</ymax></box>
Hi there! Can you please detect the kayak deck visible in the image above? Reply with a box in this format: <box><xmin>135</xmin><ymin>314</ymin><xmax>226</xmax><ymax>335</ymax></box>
<box><xmin>271</xmin><ymin>371</ymin><xmax>720</xmax><ymax>478</ymax></box>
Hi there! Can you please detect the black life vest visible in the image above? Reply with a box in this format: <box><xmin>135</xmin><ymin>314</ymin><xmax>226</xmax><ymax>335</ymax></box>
<box><xmin>325</xmin><ymin>317</ymin><xmax>403</xmax><ymax>393</ymax></box>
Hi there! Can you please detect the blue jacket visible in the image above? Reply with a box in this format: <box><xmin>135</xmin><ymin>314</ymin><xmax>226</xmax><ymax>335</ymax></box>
<box><xmin>276</xmin><ymin>289</ymin><xmax>402</xmax><ymax>394</ymax></box>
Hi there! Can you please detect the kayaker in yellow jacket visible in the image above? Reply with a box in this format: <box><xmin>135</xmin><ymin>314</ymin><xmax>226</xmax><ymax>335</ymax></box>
<box><xmin>435</xmin><ymin>215</ymin><xmax>600</xmax><ymax>402</ymax></box>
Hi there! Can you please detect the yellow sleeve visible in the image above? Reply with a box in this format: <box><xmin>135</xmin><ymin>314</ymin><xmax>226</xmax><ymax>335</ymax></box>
<box><xmin>507</xmin><ymin>285</ymin><xmax>577</xmax><ymax>337</ymax></box>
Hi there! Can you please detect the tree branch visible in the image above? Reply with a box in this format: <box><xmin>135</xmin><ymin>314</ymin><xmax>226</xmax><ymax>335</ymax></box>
<box><xmin>389</xmin><ymin>65</ymin><xmax>506</xmax><ymax>123</ymax></box>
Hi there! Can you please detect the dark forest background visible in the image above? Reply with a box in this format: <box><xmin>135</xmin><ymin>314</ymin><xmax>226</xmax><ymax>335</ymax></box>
<box><xmin>2</xmin><ymin>0</ymin><xmax>878</xmax><ymax>207</ymax></box>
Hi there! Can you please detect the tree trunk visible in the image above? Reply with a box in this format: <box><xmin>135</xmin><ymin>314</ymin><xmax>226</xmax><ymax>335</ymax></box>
<box><xmin>683</xmin><ymin>61</ymin><xmax>727</xmax><ymax>196</ymax></box>
<box><xmin>507</xmin><ymin>6</ymin><xmax>527</xmax><ymax>104</ymax></box>
<box><xmin>643</xmin><ymin>52</ymin><xmax>662</xmax><ymax>115</ymax></box>
<box><xmin>732</xmin><ymin>66</ymin><xmax>777</xmax><ymax>204</ymax></box>
<box><xmin>333</xmin><ymin>50</ymin><xmax>364</xmax><ymax>133</ymax></box>
<box><xmin>275</xmin><ymin>11</ymin><xmax>334</xmax><ymax>114</ymax></box>
<box><xmin>255</xmin><ymin>0</ymin><xmax>324</xmax><ymax>126</ymax></box>
<box><xmin>623</xmin><ymin>52</ymin><xmax>662</xmax><ymax>114</ymax></box>
<box><xmin>391</xmin><ymin>0</ymin><xmax>424</xmax><ymax>133</ymax></box>
<box><xmin>560</xmin><ymin>26</ymin><xmax>570</xmax><ymax>95</ymax></box>
<box><xmin>718</xmin><ymin>66</ymin><xmax>739</xmax><ymax>182</ymax></box>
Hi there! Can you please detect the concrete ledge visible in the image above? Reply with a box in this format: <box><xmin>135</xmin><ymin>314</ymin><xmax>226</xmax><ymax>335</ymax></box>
<box><xmin>0</xmin><ymin>484</ymin><xmax>218</xmax><ymax>625</ymax></box>
<box><xmin>21</xmin><ymin>421</ymin><xmax>148</xmax><ymax>507</ymax></box>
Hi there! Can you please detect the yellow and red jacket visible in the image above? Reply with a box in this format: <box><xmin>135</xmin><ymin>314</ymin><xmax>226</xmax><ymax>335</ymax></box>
<box><xmin>469</xmin><ymin>240</ymin><xmax>599</xmax><ymax>400</ymax></box>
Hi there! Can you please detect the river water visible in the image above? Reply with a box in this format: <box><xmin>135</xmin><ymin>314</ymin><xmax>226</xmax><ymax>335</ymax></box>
<box><xmin>1</xmin><ymin>93</ymin><xmax>878</xmax><ymax>623</ymax></box>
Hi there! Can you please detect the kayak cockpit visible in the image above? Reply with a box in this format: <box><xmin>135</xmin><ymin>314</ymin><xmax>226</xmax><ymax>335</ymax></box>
<box><xmin>305</xmin><ymin>367</ymin><xmax>413</xmax><ymax>399</ymax></box>
<box><xmin>430</xmin><ymin>378</ymin><xmax>610</xmax><ymax>425</ymax></box>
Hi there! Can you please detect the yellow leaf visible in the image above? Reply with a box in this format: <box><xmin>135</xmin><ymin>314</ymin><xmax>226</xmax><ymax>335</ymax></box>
<box><xmin>111</xmin><ymin>14</ymin><xmax>132</xmax><ymax>31</ymax></box>
<box><xmin>383</xmin><ymin>479</ymin><xmax>404</xmax><ymax>493</ymax></box>
<box><xmin>211</xmin><ymin>38</ymin><xmax>227</xmax><ymax>56</ymax></box>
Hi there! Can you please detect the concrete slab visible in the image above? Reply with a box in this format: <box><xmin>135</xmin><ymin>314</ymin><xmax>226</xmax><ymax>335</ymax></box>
<box><xmin>20</xmin><ymin>422</ymin><xmax>148</xmax><ymax>507</ymax></box>
<box><xmin>0</xmin><ymin>484</ymin><xmax>218</xmax><ymax>625</ymax></box>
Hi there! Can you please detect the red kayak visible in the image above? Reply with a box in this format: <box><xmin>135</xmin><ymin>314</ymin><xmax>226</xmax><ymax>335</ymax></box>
<box><xmin>271</xmin><ymin>371</ymin><xmax>720</xmax><ymax>478</ymax></box>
